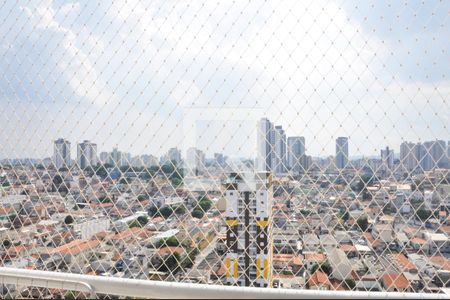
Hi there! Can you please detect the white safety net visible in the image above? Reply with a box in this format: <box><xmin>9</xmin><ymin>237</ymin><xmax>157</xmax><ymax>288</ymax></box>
<box><xmin>0</xmin><ymin>0</ymin><xmax>449</xmax><ymax>298</ymax></box>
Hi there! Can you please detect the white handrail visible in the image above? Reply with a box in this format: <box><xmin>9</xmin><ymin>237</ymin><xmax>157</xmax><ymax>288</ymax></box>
<box><xmin>0</xmin><ymin>267</ymin><xmax>447</xmax><ymax>299</ymax></box>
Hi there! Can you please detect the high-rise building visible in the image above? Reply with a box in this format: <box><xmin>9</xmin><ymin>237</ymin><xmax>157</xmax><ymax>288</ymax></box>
<box><xmin>380</xmin><ymin>146</ymin><xmax>394</xmax><ymax>170</ymax></box>
<box><xmin>121</xmin><ymin>152</ymin><xmax>132</xmax><ymax>167</ymax></box>
<box><xmin>429</xmin><ymin>140</ymin><xmax>446</xmax><ymax>168</ymax></box>
<box><xmin>110</xmin><ymin>147</ymin><xmax>122</xmax><ymax>167</ymax></box>
<box><xmin>131</xmin><ymin>154</ymin><xmax>158</xmax><ymax>168</ymax></box>
<box><xmin>420</xmin><ymin>141</ymin><xmax>445</xmax><ymax>171</ymax></box>
<box><xmin>214</xmin><ymin>153</ymin><xmax>226</xmax><ymax>166</ymax></box>
<box><xmin>400</xmin><ymin>142</ymin><xmax>417</xmax><ymax>172</ymax></box>
<box><xmin>108</xmin><ymin>148</ymin><xmax>130</xmax><ymax>167</ymax></box>
<box><xmin>77</xmin><ymin>140</ymin><xmax>98</xmax><ymax>169</ymax></box>
<box><xmin>414</xmin><ymin>143</ymin><xmax>427</xmax><ymax>172</ymax></box>
<box><xmin>186</xmin><ymin>147</ymin><xmax>206</xmax><ymax>176</ymax></box>
<box><xmin>380</xmin><ymin>146</ymin><xmax>394</xmax><ymax>177</ymax></box>
<box><xmin>335</xmin><ymin>137</ymin><xmax>349</xmax><ymax>169</ymax></box>
<box><xmin>287</xmin><ymin>136</ymin><xmax>305</xmax><ymax>173</ymax></box>
<box><xmin>53</xmin><ymin>138</ymin><xmax>71</xmax><ymax>170</ymax></box>
<box><xmin>422</xmin><ymin>141</ymin><xmax>434</xmax><ymax>171</ymax></box>
<box><xmin>257</xmin><ymin>118</ymin><xmax>275</xmax><ymax>172</ymax></box>
<box><xmin>224</xmin><ymin>172</ymin><xmax>272</xmax><ymax>287</ymax></box>
<box><xmin>168</xmin><ymin>147</ymin><xmax>182</xmax><ymax>165</ymax></box>
<box><xmin>273</xmin><ymin>125</ymin><xmax>287</xmax><ymax>175</ymax></box>
<box><xmin>99</xmin><ymin>152</ymin><xmax>110</xmax><ymax>164</ymax></box>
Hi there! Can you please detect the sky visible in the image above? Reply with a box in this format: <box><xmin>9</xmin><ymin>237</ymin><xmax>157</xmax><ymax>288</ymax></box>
<box><xmin>0</xmin><ymin>0</ymin><xmax>448</xmax><ymax>160</ymax></box>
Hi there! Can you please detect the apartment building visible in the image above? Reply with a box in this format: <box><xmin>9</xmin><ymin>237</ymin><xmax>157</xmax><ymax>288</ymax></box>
<box><xmin>224</xmin><ymin>172</ymin><xmax>273</xmax><ymax>287</ymax></box>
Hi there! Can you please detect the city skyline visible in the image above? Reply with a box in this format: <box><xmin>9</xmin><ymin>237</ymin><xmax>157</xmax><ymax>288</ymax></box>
<box><xmin>1</xmin><ymin>2</ymin><xmax>448</xmax><ymax>160</ymax></box>
<box><xmin>1</xmin><ymin>131</ymin><xmax>449</xmax><ymax>170</ymax></box>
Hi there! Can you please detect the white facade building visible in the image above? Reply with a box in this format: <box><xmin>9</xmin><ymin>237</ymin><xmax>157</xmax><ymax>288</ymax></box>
<box><xmin>257</xmin><ymin>118</ymin><xmax>275</xmax><ymax>172</ymax></box>
<box><xmin>77</xmin><ymin>140</ymin><xmax>98</xmax><ymax>169</ymax></box>
<box><xmin>287</xmin><ymin>136</ymin><xmax>305</xmax><ymax>173</ymax></box>
<box><xmin>54</xmin><ymin>138</ymin><xmax>71</xmax><ymax>169</ymax></box>
<box><xmin>335</xmin><ymin>137</ymin><xmax>348</xmax><ymax>169</ymax></box>
<box><xmin>273</xmin><ymin>125</ymin><xmax>287</xmax><ymax>175</ymax></box>
<box><xmin>224</xmin><ymin>172</ymin><xmax>273</xmax><ymax>287</ymax></box>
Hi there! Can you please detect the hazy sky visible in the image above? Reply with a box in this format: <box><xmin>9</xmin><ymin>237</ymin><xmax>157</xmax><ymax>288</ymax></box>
<box><xmin>0</xmin><ymin>0</ymin><xmax>448</xmax><ymax>159</ymax></box>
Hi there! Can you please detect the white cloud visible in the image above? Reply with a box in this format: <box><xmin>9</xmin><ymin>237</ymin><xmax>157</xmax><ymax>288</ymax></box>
<box><xmin>1</xmin><ymin>0</ymin><xmax>448</xmax><ymax>158</ymax></box>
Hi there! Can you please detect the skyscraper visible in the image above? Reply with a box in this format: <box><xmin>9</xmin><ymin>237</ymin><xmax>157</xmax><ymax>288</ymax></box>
<box><xmin>335</xmin><ymin>137</ymin><xmax>349</xmax><ymax>169</ymax></box>
<box><xmin>430</xmin><ymin>140</ymin><xmax>446</xmax><ymax>168</ymax></box>
<box><xmin>99</xmin><ymin>152</ymin><xmax>110</xmax><ymax>165</ymax></box>
<box><xmin>421</xmin><ymin>141</ymin><xmax>445</xmax><ymax>171</ymax></box>
<box><xmin>287</xmin><ymin>136</ymin><xmax>305</xmax><ymax>173</ymax></box>
<box><xmin>110</xmin><ymin>147</ymin><xmax>122</xmax><ymax>167</ymax></box>
<box><xmin>224</xmin><ymin>172</ymin><xmax>272</xmax><ymax>287</ymax></box>
<box><xmin>186</xmin><ymin>147</ymin><xmax>206</xmax><ymax>176</ymax></box>
<box><xmin>77</xmin><ymin>140</ymin><xmax>98</xmax><ymax>169</ymax></box>
<box><xmin>167</xmin><ymin>147</ymin><xmax>182</xmax><ymax>165</ymax></box>
<box><xmin>400</xmin><ymin>141</ymin><xmax>416</xmax><ymax>172</ymax></box>
<box><xmin>414</xmin><ymin>143</ymin><xmax>427</xmax><ymax>172</ymax></box>
<box><xmin>53</xmin><ymin>138</ymin><xmax>71</xmax><ymax>170</ymax></box>
<box><xmin>257</xmin><ymin>118</ymin><xmax>275</xmax><ymax>172</ymax></box>
<box><xmin>380</xmin><ymin>146</ymin><xmax>394</xmax><ymax>176</ymax></box>
<box><xmin>273</xmin><ymin>125</ymin><xmax>287</xmax><ymax>175</ymax></box>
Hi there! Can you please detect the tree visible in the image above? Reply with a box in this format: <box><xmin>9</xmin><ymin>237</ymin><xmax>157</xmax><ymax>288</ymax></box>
<box><xmin>161</xmin><ymin>236</ymin><xmax>179</xmax><ymax>247</ymax></box>
<box><xmin>138</xmin><ymin>194</ymin><xmax>149</xmax><ymax>201</ymax></box>
<box><xmin>357</xmin><ymin>216</ymin><xmax>369</xmax><ymax>232</ymax></box>
<box><xmin>95</xmin><ymin>164</ymin><xmax>111</xmax><ymax>178</ymax></box>
<box><xmin>353</xmin><ymin>174</ymin><xmax>374</xmax><ymax>200</ymax></box>
<box><xmin>160</xmin><ymin>206</ymin><xmax>173</xmax><ymax>219</ymax></box>
<box><xmin>98</xmin><ymin>196</ymin><xmax>112</xmax><ymax>203</ymax></box>
<box><xmin>137</xmin><ymin>215</ymin><xmax>148</xmax><ymax>226</ymax></box>
<box><xmin>341</xmin><ymin>211</ymin><xmax>349</xmax><ymax>222</ymax></box>
<box><xmin>128</xmin><ymin>220</ymin><xmax>141</xmax><ymax>228</ymax></box>
<box><xmin>383</xmin><ymin>203</ymin><xmax>396</xmax><ymax>215</ymax></box>
<box><xmin>345</xmin><ymin>278</ymin><xmax>356</xmax><ymax>290</ymax></box>
<box><xmin>129</xmin><ymin>216</ymin><xmax>148</xmax><ymax>228</ymax></box>
<box><xmin>148</xmin><ymin>205</ymin><xmax>158</xmax><ymax>217</ymax></box>
<box><xmin>191</xmin><ymin>209</ymin><xmax>204</xmax><ymax>219</ymax></box>
<box><xmin>311</xmin><ymin>261</ymin><xmax>332</xmax><ymax>275</ymax></box>
<box><xmin>158</xmin><ymin>252</ymin><xmax>181</xmax><ymax>272</ymax></box>
<box><xmin>362</xmin><ymin>188</ymin><xmax>372</xmax><ymax>200</ymax></box>
<box><xmin>300</xmin><ymin>209</ymin><xmax>311</xmax><ymax>216</ymax></box>
<box><xmin>64</xmin><ymin>215</ymin><xmax>74</xmax><ymax>225</ymax></box>
<box><xmin>119</xmin><ymin>165</ymin><xmax>131</xmax><ymax>173</ymax></box>
<box><xmin>2</xmin><ymin>239</ymin><xmax>11</xmax><ymax>248</ymax></box>
<box><xmin>180</xmin><ymin>247</ymin><xmax>199</xmax><ymax>269</ymax></box>
<box><xmin>52</xmin><ymin>175</ymin><xmax>63</xmax><ymax>192</ymax></box>
<box><xmin>171</xmin><ymin>177</ymin><xmax>182</xmax><ymax>187</ymax></box>
<box><xmin>1</xmin><ymin>182</ymin><xmax>10</xmax><ymax>187</ymax></box>
<box><xmin>416</xmin><ymin>209</ymin><xmax>432</xmax><ymax>221</ymax></box>
<box><xmin>198</xmin><ymin>198</ymin><xmax>213</xmax><ymax>211</ymax></box>
<box><xmin>174</xmin><ymin>205</ymin><xmax>187</xmax><ymax>215</ymax></box>
<box><xmin>161</xmin><ymin>164</ymin><xmax>175</xmax><ymax>174</ymax></box>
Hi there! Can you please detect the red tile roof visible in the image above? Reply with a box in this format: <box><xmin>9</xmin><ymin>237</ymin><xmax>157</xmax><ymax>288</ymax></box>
<box><xmin>307</xmin><ymin>271</ymin><xmax>331</xmax><ymax>287</ymax></box>
<box><xmin>157</xmin><ymin>246</ymin><xmax>185</xmax><ymax>256</ymax></box>
<box><xmin>0</xmin><ymin>207</ymin><xmax>14</xmax><ymax>214</ymax></box>
<box><xmin>430</xmin><ymin>256</ymin><xmax>450</xmax><ymax>271</ymax></box>
<box><xmin>273</xmin><ymin>254</ymin><xmax>302</xmax><ymax>266</ymax></box>
<box><xmin>340</xmin><ymin>244</ymin><xmax>357</xmax><ymax>252</ymax></box>
<box><xmin>382</xmin><ymin>273</ymin><xmax>410</xmax><ymax>290</ymax></box>
<box><xmin>49</xmin><ymin>239</ymin><xmax>100</xmax><ymax>255</ymax></box>
<box><xmin>304</xmin><ymin>252</ymin><xmax>326</xmax><ymax>263</ymax></box>
<box><xmin>390</xmin><ymin>253</ymin><xmax>416</xmax><ymax>272</ymax></box>
<box><xmin>410</xmin><ymin>237</ymin><xmax>427</xmax><ymax>245</ymax></box>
